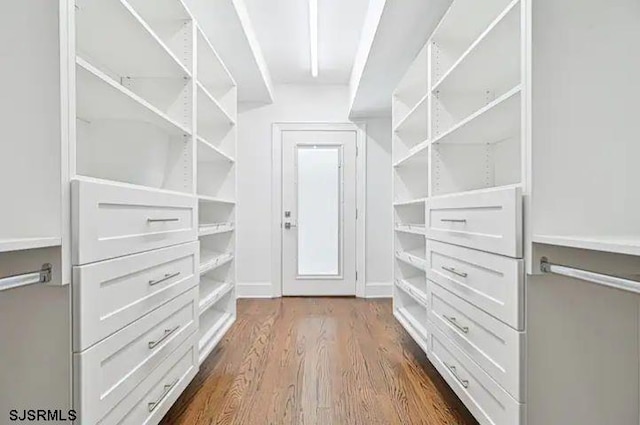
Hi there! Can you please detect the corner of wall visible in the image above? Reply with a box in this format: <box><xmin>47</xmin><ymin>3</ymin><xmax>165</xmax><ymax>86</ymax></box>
<box><xmin>365</xmin><ymin>282</ymin><xmax>393</xmax><ymax>298</ymax></box>
<box><xmin>237</xmin><ymin>282</ymin><xmax>275</xmax><ymax>299</ymax></box>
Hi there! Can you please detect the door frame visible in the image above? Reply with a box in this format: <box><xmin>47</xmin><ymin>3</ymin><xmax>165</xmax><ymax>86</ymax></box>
<box><xmin>271</xmin><ymin>122</ymin><xmax>366</xmax><ymax>298</ymax></box>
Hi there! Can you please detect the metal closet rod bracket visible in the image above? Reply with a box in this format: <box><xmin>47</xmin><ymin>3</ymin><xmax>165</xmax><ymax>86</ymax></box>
<box><xmin>0</xmin><ymin>263</ymin><xmax>52</xmax><ymax>292</ymax></box>
<box><xmin>540</xmin><ymin>257</ymin><xmax>640</xmax><ymax>295</ymax></box>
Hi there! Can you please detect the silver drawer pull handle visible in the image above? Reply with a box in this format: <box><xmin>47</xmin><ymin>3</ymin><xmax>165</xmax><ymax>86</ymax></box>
<box><xmin>440</xmin><ymin>219</ymin><xmax>467</xmax><ymax>223</ymax></box>
<box><xmin>148</xmin><ymin>379</ymin><xmax>179</xmax><ymax>412</ymax></box>
<box><xmin>444</xmin><ymin>315</ymin><xmax>469</xmax><ymax>333</ymax></box>
<box><xmin>148</xmin><ymin>325</ymin><xmax>179</xmax><ymax>349</ymax></box>
<box><xmin>442</xmin><ymin>266</ymin><xmax>468</xmax><ymax>278</ymax></box>
<box><xmin>148</xmin><ymin>272</ymin><xmax>181</xmax><ymax>286</ymax></box>
<box><xmin>147</xmin><ymin>218</ymin><xmax>180</xmax><ymax>223</ymax></box>
<box><xmin>445</xmin><ymin>363</ymin><xmax>469</xmax><ymax>388</ymax></box>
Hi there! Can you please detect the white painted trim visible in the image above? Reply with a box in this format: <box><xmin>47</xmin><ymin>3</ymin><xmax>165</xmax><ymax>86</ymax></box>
<box><xmin>230</xmin><ymin>0</ymin><xmax>274</xmax><ymax>102</ymax></box>
<box><xmin>354</xmin><ymin>122</ymin><xmax>367</xmax><ymax>298</ymax></box>
<box><xmin>236</xmin><ymin>282</ymin><xmax>274</xmax><ymax>299</ymax></box>
<box><xmin>272</xmin><ymin>122</ymin><xmax>367</xmax><ymax>298</ymax></box>
<box><xmin>365</xmin><ymin>282</ymin><xmax>393</xmax><ymax>298</ymax></box>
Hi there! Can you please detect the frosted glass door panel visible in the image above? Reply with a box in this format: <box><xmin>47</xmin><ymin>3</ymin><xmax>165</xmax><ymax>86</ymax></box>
<box><xmin>297</xmin><ymin>146</ymin><xmax>342</xmax><ymax>276</ymax></box>
<box><xmin>281</xmin><ymin>128</ymin><xmax>356</xmax><ymax>296</ymax></box>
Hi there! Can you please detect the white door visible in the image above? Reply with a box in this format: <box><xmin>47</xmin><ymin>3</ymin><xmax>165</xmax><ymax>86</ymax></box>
<box><xmin>282</xmin><ymin>130</ymin><xmax>357</xmax><ymax>296</ymax></box>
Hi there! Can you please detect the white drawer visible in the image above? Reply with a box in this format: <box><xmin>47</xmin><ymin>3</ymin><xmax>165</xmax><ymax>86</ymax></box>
<box><xmin>73</xmin><ymin>242</ymin><xmax>199</xmax><ymax>352</ymax></box>
<box><xmin>428</xmin><ymin>325</ymin><xmax>524</xmax><ymax>425</ymax></box>
<box><xmin>72</xmin><ymin>178</ymin><xmax>197</xmax><ymax>265</ymax></box>
<box><xmin>426</xmin><ymin>240</ymin><xmax>524</xmax><ymax>329</ymax></box>
<box><xmin>74</xmin><ymin>288</ymin><xmax>198</xmax><ymax>425</ymax></box>
<box><xmin>426</xmin><ymin>186</ymin><xmax>523</xmax><ymax>258</ymax></box>
<box><xmin>427</xmin><ymin>283</ymin><xmax>524</xmax><ymax>401</ymax></box>
<box><xmin>98</xmin><ymin>332</ymin><xmax>198</xmax><ymax>425</ymax></box>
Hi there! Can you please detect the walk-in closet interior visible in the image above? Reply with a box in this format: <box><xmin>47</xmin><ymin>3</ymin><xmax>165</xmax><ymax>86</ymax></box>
<box><xmin>1</xmin><ymin>0</ymin><xmax>639</xmax><ymax>424</ymax></box>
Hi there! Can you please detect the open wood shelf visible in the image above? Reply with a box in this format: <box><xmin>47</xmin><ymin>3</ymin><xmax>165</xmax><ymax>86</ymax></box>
<box><xmin>199</xmin><ymin>250</ymin><xmax>234</xmax><ymax>275</ymax></box>
<box><xmin>73</xmin><ymin>175</ymin><xmax>194</xmax><ymax>198</ymax></box>
<box><xmin>393</xmin><ymin>141</ymin><xmax>429</xmax><ymax>168</ymax></box>
<box><xmin>198</xmin><ymin>285</ymin><xmax>235</xmax><ymax>364</ymax></box>
<box><xmin>0</xmin><ymin>238</ymin><xmax>62</xmax><ymax>254</ymax></box>
<box><xmin>395</xmin><ymin>224</ymin><xmax>426</xmax><ymax>236</ymax></box>
<box><xmin>394</xmin><ymin>93</ymin><xmax>430</xmax><ymax>133</ymax></box>
<box><xmin>197</xmin><ymin>82</ymin><xmax>236</xmax><ymax>127</ymax></box>
<box><xmin>430</xmin><ymin>0</ymin><xmax>516</xmax><ymax>83</ymax></box>
<box><xmin>430</xmin><ymin>183</ymin><xmax>522</xmax><ymax>201</ymax></box>
<box><xmin>393</xmin><ymin>308</ymin><xmax>428</xmax><ymax>350</ymax></box>
<box><xmin>198</xmin><ymin>137</ymin><xmax>235</xmax><ymax>164</ymax></box>
<box><xmin>393</xmin><ymin>198</ymin><xmax>427</xmax><ymax>207</ymax></box>
<box><xmin>395</xmin><ymin>161</ymin><xmax>429</xmax><ymax>204</ymax></box>
<box><xmin>199</xmin><ymin>279</ymin><xmax>234</xmax><ymax>315</ymax></box>
<box><xmin>196</xmin><ymin>26</ymin><xmax>236</xmax><ymax>119</ymax></box>
<box><xmin>394</xmin><ymin>285</ymin><xmax>428</xmax><ymax>341</ymax></box>
<box><xmin>76</xmin><ymin>57</ymin><xmax>192</xmax><ymax>136</ymax></box>
<box><xmin>533</xmin><ymin>235</ymin><xmax>640</xmax><ymax>258</ymax></box>
<box><xmin>197</xmin><ymin>195</ymin><xmax>236</xmax><ymax>205</ymax></box>
<box><xmin>76</xmin><ymin>0</ymin><xmax>191</xmax><ymax>80</ymax></box>
<box><xmin>198</xmin><ymin>311</ymin><xmax>234</xmax><ymax>365</ymax></box>
<box><xmin>125</xmin><ymin>0</ymin><xmax>193</xmax><ymax>73</ymax></box>
<box><xmin>395</xmin><ymin>249</ymin><xmax>426</xmax><ymax>271</ymax></box>
<box><xmin>432</xmin><ymin>85</ymin><xmax>521</xmax><ymax>145</ymax></box>
<box><xmin>394</xmin><ymin>45</ymin><xmax>429</xmax><ymax>122</ymax></box>
<box><xmin>395</xmin><ymin>278</ymin><xmax>428</xmax><ymax>307</ymax></box>
<box><xmin>199</xmin><ymin>222</ymin><xmax>235</xmax><ymax>237</ymax></box>
<box><xmin>432</xmin><ymin>0</ymin><xmax>520</xmax><ymax>94</ymax></box>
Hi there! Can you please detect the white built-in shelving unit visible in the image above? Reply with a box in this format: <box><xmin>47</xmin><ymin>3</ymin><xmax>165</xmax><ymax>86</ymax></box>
<box><xmin>393</xmin><ymin>1</ymin><xmax>640</xmax><ymax>425</ymax></box>
<box><xmin>0</xmin><ymin>1</ymin><xmax>237</xmax><ymax>423</ymax></box>
<box><xmin>393</xmin><ymin>1</ymin><xmax>525</xmax><ymax>423</ymax></box>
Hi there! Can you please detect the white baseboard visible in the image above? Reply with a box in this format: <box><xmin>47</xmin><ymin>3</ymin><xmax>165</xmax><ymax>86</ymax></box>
<box><xmin>236</xmin><ymin>282</ymin><xmax>391</xmax><ymax>299</ymax></box>
<box><xmin>365</xmin><ymin>282</ymin><xmax>393</xmax><ymax>298</ymax></box>
<box><xmin>236</xmin><ymin>282</ymin><xmax>274</xmax><ymax>298</ymax></box>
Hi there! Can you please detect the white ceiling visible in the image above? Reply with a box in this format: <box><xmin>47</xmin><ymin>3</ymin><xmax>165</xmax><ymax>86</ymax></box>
<box><xmin>243</xmin><ymin>0</ymin><xmax>371</xmax><ymax>84</ymax></box>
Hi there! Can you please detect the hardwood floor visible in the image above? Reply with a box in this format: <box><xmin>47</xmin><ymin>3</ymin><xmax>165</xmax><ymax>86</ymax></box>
<box><xmin>162</xmin><ymin>298</ymin><xmax>479</xmax><ymax>425</ymax></box>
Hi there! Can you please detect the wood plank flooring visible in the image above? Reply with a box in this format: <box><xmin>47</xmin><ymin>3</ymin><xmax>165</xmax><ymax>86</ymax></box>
<box><xmin>161</xmin><ymin>298</ymin><xmax>479</xmax><ymax>425</ymax></box>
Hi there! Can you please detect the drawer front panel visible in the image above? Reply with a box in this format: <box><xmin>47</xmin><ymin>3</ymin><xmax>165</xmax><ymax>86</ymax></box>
<box><xmin>73</xmin><ymin>242</ymin><xmax>199</xmax><ymax>351</ymax></box>
<box><xmin>72</xmin><ymin>179</ymin><xmax>197</xmax><ymax>265</ymax></box>
<box><xmin>99</xmin><ymin>333</ymin><xmax>199</xmax><ymax>425</ymax></box>
<box><xmin>427</xmin><ymin>284</ymin><xmax>524</xmax><ymax>400</ymax></box>
<box><xmin>426</xmin><ymin>240</ymin><xmax>524</xmax><ymax>329</ymax></box>
<box><xmin>426</xmin><ymin>186</ymin><xmax>522</xmax><ymax>258</ymax></box>
<box><xmin>428</xmin><ymin>326</ymin><xmax>523</xmax><ymax>425</ymax></box>
<box><xmin>74</xmin><ymin>288</ymin><xmax>198</xmax><ymax>425</ymax></box>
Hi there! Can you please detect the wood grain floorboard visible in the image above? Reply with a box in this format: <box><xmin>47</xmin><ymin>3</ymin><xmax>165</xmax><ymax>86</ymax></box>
<box><xmin>161</xmin><ymin>298</ymin><xmax>479</xmax><ymax>425</ymax></box>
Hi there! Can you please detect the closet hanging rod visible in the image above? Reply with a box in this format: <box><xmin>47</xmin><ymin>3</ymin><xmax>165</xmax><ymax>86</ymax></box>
<box><xmin>540</xmin><ymin>257</ymin><xmax>640</xmax><ymax>294</ymax></box>
<box><xmin>0</xmin><ymin>263</ymin><xmax>52</xmax><ymax>292</ymax></box>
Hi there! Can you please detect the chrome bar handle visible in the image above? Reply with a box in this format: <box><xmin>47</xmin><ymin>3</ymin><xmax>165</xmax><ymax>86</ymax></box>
<box><xmin>444</xmin><ymin>315</ymin><xmax>469</xmax><ymax>334</ymax></box>
<box><xmin>541</xmin><ymin>257</ymin><xmax>640</xmax><ymax>294</ymax></box>
<box><xmin>148</xmin><ymin>325</ymin><xmax>179</xmax><ymax>349</ymax></box>
<box><xmin>147</xmin><ymin>218</ymin><xmax>180</xmax><ymax>223</ymax></box>
<box><xmin>440</xmin><ymin>219</ymin><xmax>467</xmax><ymax>223</ymax></box>
<box><xmin>445</xmin><ymin>363</ymin><xmax>469</xmax><ymax>388</ymax></box>
<box><xmin>442</xmin><ymin>266</ymin><xmax>468</xmax><ymax>278</ymax></box>
<box><xmin>148</xmin><ymin>272</ymin><xmax>181</xmax><ymax>286</ymax></box>
<box><xmin>148</xmin><ymin>379</ymin><xmax>179</xmax><ymax>412</ymax></box>
<box><xmin>0</xmin><ymin>264</ymin><xmax>52</xmax><ymax>292</ymax></box>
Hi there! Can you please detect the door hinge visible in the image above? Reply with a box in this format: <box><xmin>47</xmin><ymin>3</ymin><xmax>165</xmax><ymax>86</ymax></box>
<box><xmin>356</xmin><ymin>271</ymin><xmax>358</xmax><ymax>281</ymax></box>
<box><xmin>356</xmin><ymin>145</ymin><xmax>359</xmax><ymax>156</ymax></box>
<box><xmin>356</xmin><ymin>208</ymin><xmax>358</xmax><ymax>220</ymax></box>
